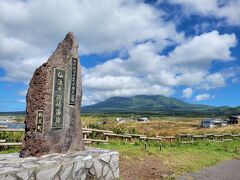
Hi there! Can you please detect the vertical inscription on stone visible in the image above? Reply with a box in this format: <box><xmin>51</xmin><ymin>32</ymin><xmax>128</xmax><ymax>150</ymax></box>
<box><xmin>69</xmin><ymin>58</ymin><xmax>78</xmax><ymax>105</ymax></box>
<box><xmin>36</xmin><ymin>110</ymin><xmax>43</xmax><ymax>132</ymax></box>
<box><xmin>52</xmin><ymin>68</ymin><xmax>65</xmax><ymax>129</ymax></box>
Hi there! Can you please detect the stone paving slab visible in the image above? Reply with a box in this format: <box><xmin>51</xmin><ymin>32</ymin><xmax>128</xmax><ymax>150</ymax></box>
<box><xmin>0</xmin><ymin>147</ymin><xmax>119</xmax><ymax>180</ymax></box>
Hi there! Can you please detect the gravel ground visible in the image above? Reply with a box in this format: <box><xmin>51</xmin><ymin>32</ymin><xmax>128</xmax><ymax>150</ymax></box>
<box><xmin>120</xmin><ymin>156</ymin><xmax>172</xmax><ymax>180</ymax></box>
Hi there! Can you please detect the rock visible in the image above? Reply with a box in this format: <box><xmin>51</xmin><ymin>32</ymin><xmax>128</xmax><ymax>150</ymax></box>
<box><xmin>20</xmin><ymin>32</ymin><xmax>85</xmax><ymax>157</ymax></box>
<box><xmin>73</xmin><ymin>160</ymin><xmax>85</xmax><ymax>175</ymax></box>
<box><xmin>0</xmin><ymin>149</ymin><xmax>120</xmax><ymax>180</ymax></box>
<box><xmin>113</xmin><ymin>167</ymin><xmax>119</xmax><ymax>178</ymax></box>
<box><xmin>36</xmin><ymin>165</ymin><xmax>61</xmax><ymax>180</ymax></box>
<box><xmin>109</xmin><ymin>155</ymin><xmax>119</xmax><ymax>172</ymax></box>
<box><xmin>105</xmin><ymin>171</ymin><xmax>114</xmax><ymax>180</ymax></box>
<box><xmin>73</xmin><ymin>162</ymin><xmax>84</xmax><ymax>178</ymax></box>
<box><xmin>85</xmin><ymin>159</ymin><xmax>93</xmax><ymax>169</ymax></box>
<box><xmin>99</xmin><ymin>154</ymin><xmax>111</xmax><ymax>163</ymax></box>
<box><xmin>16</xmin><ymin>170</ymin><xmax>33</xmax><ymax>179</ymax></box>
<box><xmin>93</xmin><ymin>160</ymin><xmax>103</xmax><ymax>178</ymax></box>
<box><xmin>102</xmin><ymin>164</ymin><xmax>109</xmax><ymax>177</ymax></box>
<box><xmin>0</xmin><ymin>175</ymin><xmax>16</xmax><ymax>180</ymax></box>
<box><xmin>60</xmin><ymin>163</ymin><xmax>73</xmax><ymax>179</ymax></box>
<box><xmin>88</xmin><ymin>167</ymin><xmax>96</xmax><ymax>176</ymax></box>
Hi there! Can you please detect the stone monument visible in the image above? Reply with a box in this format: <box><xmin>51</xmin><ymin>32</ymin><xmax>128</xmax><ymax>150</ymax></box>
<box><xmin>20</xmin><ymin>32</ymin><xmax>85</xmax><ymax>157</ymax></box>
<box><xmin>0</xmin><ymin>32</ymin><xmax>119</xmax><ymax>180</ymax></box>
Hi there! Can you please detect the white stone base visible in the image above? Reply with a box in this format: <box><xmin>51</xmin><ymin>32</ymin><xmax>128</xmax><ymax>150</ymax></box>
<box><xmin>0</xmin><ymin>147</ymin><xmax>119</xmax><ymax>180</ymax></box>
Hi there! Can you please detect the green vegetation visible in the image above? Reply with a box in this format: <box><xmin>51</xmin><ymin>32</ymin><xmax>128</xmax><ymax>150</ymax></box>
<box><xmin>94</xmin><ymin>140</ymin><xmax>240</xmax><ymax>175</ymax></box>
<box><xmin>0</xmin><ymin>132</ymin><xmax>23</xmax><ymax>142</ymax></box>
<box><xmin>1</xmin><ymin>138</ymin><xmax>239</xmax><ymax>176</ymax></box>
<box><xmin>0</xmin><ymin>132</ymin><xmax>23</xmax><ymax>152</ymax></box>
<box><xmin>0</xmin><ymin>147</ymin><xmax>20</xmax><ymax>154</ymax></box>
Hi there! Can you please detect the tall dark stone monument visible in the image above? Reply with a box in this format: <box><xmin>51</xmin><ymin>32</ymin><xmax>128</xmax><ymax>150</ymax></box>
<box><xmin>20</xmin><ymin>32</ymin><xmax>85</xmax><ymax>157</ymax></box>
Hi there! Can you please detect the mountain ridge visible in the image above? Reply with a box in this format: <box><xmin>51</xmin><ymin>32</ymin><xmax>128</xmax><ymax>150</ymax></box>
<box><xmin>82</xmin><ymin>95</ymin><xmax>240</xmax><ymax>115</ymax></box>
<box><xmin>85</xmin><ymin>95</ymin><xmax>212</xmax><ymax>108</ymax></box>
<box><xmin>1</xmin><ymin>95</ymin><xmax>239</xmax><ymax>116</ymax></box>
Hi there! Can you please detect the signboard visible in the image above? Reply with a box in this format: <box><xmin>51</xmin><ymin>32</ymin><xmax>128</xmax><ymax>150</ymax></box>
<box><xmin>51</xmin><ymin>68</ymin><xmax>65</xmax><ymax>129</ymax></box>
<box><xmin>36</xmin><ymin>110</ymin><xmax>43</xmax><ymax>132</ymax></box>
<box><xmin>69</xmin><ymin>57</ymin><xmax>78</xmax><ymax>105</ymax></box>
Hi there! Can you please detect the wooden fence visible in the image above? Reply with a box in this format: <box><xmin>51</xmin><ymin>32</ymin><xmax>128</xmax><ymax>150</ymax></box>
<box><xmin>0</xmin><ymin>126</ymin><xmax>239</xmax><ymax>147</ymax></box>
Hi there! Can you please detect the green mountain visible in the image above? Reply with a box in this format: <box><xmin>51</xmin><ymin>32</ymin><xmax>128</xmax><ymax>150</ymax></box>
<box><xmin>1</xmin><ymin>95</ymin><xmax>239</xmax><ymax>117</ymax></box>
<box><xmin>82</xmin><ymin>95</ymin><xmax>238</xmax><ymax>116</ymax></box>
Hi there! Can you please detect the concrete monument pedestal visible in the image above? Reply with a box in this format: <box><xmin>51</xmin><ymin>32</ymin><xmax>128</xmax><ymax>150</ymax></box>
<box><xmin>0</xmin><ymin>147</ymin><xmax>119</xmax><ymax>180</ymax></box>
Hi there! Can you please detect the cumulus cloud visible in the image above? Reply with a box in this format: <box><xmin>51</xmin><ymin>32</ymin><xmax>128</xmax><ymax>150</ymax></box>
<box><xmin>200</xmin><ymin>73</ymin><xmax>226</xmax><ymax>89</ymax></box>
<box><xmin>182</xmin><ymin>88</ymin><xmax>193</xmax><ymax>98</ymax></box>
<box><xmin>0</xmin><ymin>0</ymin><xmax>183</xmax><ymax>82</ymax></box>
<box><xmin>83</xmin><ymin>30</ymin><xmax>236</xmax><ymax>104</ymax></box>
<box><xmin>168</xmin><ymin>31</ymin><xmax>236</xmax><ymax>66</ymax></box>
<box><xmin>195</xmin><ymin>93</ymin><xmax>213</xmax><ymax>101</ymax></box>
<box><xmin>83</xmin><ymin>85</ymin><xmax>174</xmax><ymax>105</ymax></box>
<box><xmin>167</xmin><ymin>0</ymin><xmax>240</xmax><ymax>26</ymax></box>
<box><xmin>0</xmin><ymin>0</ymin><xmax>238</xmax><ymax>106</ymax></box>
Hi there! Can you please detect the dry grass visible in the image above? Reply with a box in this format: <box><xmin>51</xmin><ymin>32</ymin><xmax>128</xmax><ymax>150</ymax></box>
<box><xmin>81</xmin><ymin>116</ymin><xmax>240</xmax><ymax>136</ymax></box>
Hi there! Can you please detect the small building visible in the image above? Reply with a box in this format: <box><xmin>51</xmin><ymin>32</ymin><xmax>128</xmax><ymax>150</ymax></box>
<box><xmin>229</xmin><ymin>115</ymin><xmax>239</xmax><ymax>124</ymax></box>
<box><xmin>137</xmin><ymin>117</ymin><xmax>149</xmax><ymax>122</ymax></box>
<box><xmin>201</xmin><ymin>119</ymin><xmax>227</xmax><ymax>128</ymax></box>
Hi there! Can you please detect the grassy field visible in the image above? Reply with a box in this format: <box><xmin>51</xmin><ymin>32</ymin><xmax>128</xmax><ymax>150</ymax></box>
<box><xmin>1</xmin><ymin>140</ymin><xmax>239</xmax><ymax>179</ymax></box>
<box><xmin>0</xmin><ymin>114</ymin><xmax>240</xmax><ymax>179</ymax></box>
<box><xmin>81</xmin><ymin>115</ymin><xmax>240</xmax><ymax>178</ymax></box>
<box><xmin>94</xmin><ymin>140</ymin><xmax>240</xmax><ymax>179</ymax></box>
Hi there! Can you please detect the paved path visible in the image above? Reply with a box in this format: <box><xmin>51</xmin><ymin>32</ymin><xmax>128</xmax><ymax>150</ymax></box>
<box><xmin>177</xmin><ymin>159</ymin><xmax>240</xmax><ymax>180</ymax></box>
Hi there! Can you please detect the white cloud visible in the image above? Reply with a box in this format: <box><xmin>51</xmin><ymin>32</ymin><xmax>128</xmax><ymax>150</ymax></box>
<box><xmin>83</xmin><ymin>30</ymin><xmax>236</xmax><ymax>104</ymax></box>
<box><xmin>0</xmin><ymin>57</ymin><xmax>47</xmax><ymax>83</ymax></box>
<box><xmin>232</xmin><ymin>77</ymin><xmax>240</xmax><ymax>83</ymax></box>
<box><xmin>18</xmin><ymin>89</ymin><xmax>27</xmax><ymax>97</ymax></box>
<box><xmin>195</xmin><ymin>93</ymin><xmax>212</xmax><ymax>101</ymax></box>
<box><xmin>167</xmin><ymin>0</ymin><xmax>240</xmax><ymax>26</ymax></box>
<box><xmin>200</xmin><ymin>73</ymin><xmax>226</xmax><ymax>89</ymax></box>
<box><xmin>182</xmin><ymin>88</ymin><xmax>193</xmax><ymax>98</ymax></box>
<box><xmin>0</xmin><ymin>0</ymin><xmax>184</xmax><ymax>82</ymax></box>
<box><xmin>0</xmin><ymin>0</ymin><xmax>237</xmax><ymax>106</ymax></box>
<box><xmin>168</xmin><ymin>31</ymin><xmax>236</xmax><ymax>67</ymax></box>
<box><xmin>83</xmin><ymin>85</ymin><xmax>174</xmax><ymax>105</ymax></box>
<box><xmin>17</xmin><ymin>99</ymin><xmax>25</xmax><ymax>103</ymax></box>
<box><xmin>84</xmin><ymin>76</ymin><xmax>142</xmax><ymax>91</ymax></box>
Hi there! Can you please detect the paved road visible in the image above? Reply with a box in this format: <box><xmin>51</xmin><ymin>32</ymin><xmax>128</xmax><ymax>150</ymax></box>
<box><xmin>177</xmin><ymin>159</ymin><xmax>240</xmax><ymax>180</ymax></box>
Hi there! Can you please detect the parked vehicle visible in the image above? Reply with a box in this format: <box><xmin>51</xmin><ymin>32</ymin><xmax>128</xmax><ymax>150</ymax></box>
<box><xmin>201</xmin><ymin>119</ymin><xmax>227</xmax><ymax>128</ymax></box>
<box><xmin>137</xmin><ymin>117</ymin><xmax>149</xmax><ymax>122</ymax></box>
<box><xmin>229</xmin><ymin>115</ymin><xmax>239</xmax><ymax>124</ymax></box>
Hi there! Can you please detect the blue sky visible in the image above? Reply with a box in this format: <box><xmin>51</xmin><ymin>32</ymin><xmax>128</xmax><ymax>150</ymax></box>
<box><xmin>0</xmin><ymin>0</ymin><xmax>240</xmax><ymax>112</ymax></box>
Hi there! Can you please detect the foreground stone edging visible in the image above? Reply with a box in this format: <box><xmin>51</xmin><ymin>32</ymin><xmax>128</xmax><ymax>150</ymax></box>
<box><xmin>0</xmin><ymin>147</ymin><xmax>119</xmax><ymax>180</ymax></box>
